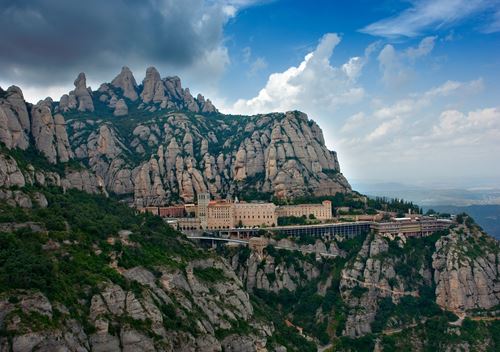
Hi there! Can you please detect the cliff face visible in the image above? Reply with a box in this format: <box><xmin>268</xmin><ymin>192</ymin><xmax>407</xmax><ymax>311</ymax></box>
<box><xmin>433</xmin><ymin>222</ymin><xmax>500</xmax><ymax>313</ymax></box>
<box><xmin>335</xmin><ymin>220</ymin><xmax>500</xmax><ymax>344</ymax></box>
<box><xmin>0</xmin><ymin>67</ymin><xmax>350</xmax><ymax>205</ymax></box>
<box><xmin>339</xmin><ymin>233</ymin><xmax>433</xmax><ymax>337</ymax></box>
<box><xmin>222</xmin><ymin>222</ymin><xmax>500</xmax><ymax>350</ymax></box>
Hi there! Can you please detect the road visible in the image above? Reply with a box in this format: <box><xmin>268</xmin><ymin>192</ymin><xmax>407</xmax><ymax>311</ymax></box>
<box><xmin>341</xmin><ymin>274</ymin><xmax>419</xmax><ymax>297</ymax></box>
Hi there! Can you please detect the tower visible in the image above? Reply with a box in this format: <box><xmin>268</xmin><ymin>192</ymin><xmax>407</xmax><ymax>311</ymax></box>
<box><xmin>197</xmin><ymin>192</ymin><xmax>210</xmax><ymax>230</ymax></box>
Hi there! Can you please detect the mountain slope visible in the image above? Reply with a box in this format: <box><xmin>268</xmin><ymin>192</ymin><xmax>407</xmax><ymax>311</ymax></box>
<box><xmin>0</xmin><ymin>67</ymin><xmax>351</xmax><ymax>205</ymax></box>
<box><xmin>0</xmin><ymin>188</ymin><xmax>308</xmax><ymax>351</ymax></box>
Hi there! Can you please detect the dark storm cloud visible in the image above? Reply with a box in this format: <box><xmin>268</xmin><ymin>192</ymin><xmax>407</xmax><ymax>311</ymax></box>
<box><xmin>0</xmin><ymin>0</ymin><xmax>230</xmax><ymax>86</ymax></box>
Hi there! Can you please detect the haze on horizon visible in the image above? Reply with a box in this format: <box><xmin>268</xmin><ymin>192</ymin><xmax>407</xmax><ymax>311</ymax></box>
<box><xmin>1</xmin><ymin>0</ymin><xmax>499</xmax><ymax>188</ymax></box>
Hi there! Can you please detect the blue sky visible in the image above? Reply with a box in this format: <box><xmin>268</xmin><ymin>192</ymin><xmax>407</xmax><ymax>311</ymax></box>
<box><xmin>212</xmin><ymin>0</ymin><xmax>500</xmax><ymax>187</ymax></box>
<box><xmin>1</xmin><ymin>0</ymin><xmax>499</xmax><ymax>187</ymax></box>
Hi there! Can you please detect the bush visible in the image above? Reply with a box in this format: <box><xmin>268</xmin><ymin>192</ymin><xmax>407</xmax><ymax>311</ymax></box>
<box><xmin>351</xmin><ymin>285</ymin><xmax>368</xmax><ymax>298</ymax></box>
<box><xmin>193</xmin><ymin>267</ymin><xmax>226</xmax><ymax>283</ymax></box>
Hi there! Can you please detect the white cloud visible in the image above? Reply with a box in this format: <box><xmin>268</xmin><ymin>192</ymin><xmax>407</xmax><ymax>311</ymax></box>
<box><xmin>405</xmin><ymin>36</ymin><xmax>437</xmax><ymax>60</ymax></box>
<box><xmin>225</xmin><ymin>33</ymin><xmax>368</xmax><ymax>116</ymax></box>
<box><xmin>431</xmin><ymin>107</ymin><xmax>500</xmax><ymax>140</ymax></box>
<box><xmin>378</xmin><ymin>36</ymin><xmax>437</xmax><ymax>86</ymax></box>
<box><xmin>342</xmin><ymin>57</ymin><xmax>364</xmax><ymax>81</ymax></box>
<box><xmin>240</xmin><ymin>46</ymin><xmax>268</xmax><ymax>76</ymax></box>
<box><xmin>374</xmin><ymin>99</ymin><xmax>419</xmax><ymax>119</ymax></box>
<box><xmin>341</xmin><ymin>112</ymin><xmax>366</xmax><ymax>133</ymax></box>
<box><xmin>423</xmin><ymin>78</ymin><xmax>483</xmax><ymax>97</ymax></box>
<box><xmin>366</xmin><ymin>117</ymin><xmax>403</xmax><ymax>141</ymax></box>
<box><xmin>334</xmin><ymin>77</ymin><xmax>491</xmax><ymax>182</ymax></box>
<box><xmin>360</xmin><ymin>0</ymin><xmax>499</xmax><ymax>38</ymax></box>
<box><xmin>373</xmin><ymin>78</ymin><xmax>483</xmax><ymax>120</ymax></box>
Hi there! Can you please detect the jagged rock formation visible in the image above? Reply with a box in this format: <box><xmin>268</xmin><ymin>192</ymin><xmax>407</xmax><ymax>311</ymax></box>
<box><xmin>1</xmin><ymin>67</ymin><xmax>351</xmax><ymax>205</ymax></box>
<box><xmin>31</xmin><ymin>99</ymin><xmax>73</xmax><ymax>163</ymax></box>
<box><xmin>58</xmin><ymin>72</ymin><xmax>95</xmax><ymax>113</ymax></box>
<box><xmin>0</xmin><ymin>153</ymin><xmax>25</xmax><ymax>188</ymax></box>
<box><xmin>73</xmin><ymin>72</ymin><xmax>95</xmax><ymax>112</ymax></box>
<box><xmin>433</xmin><ymin>222</ymin><xmax>500</xmax><ymax>313</ymax></box>
<box><xmin>111</xmin><ymin>66</ymin><xmax>138</xmax><ymax>101</ymax></box>
<box><xmin>66</xmin><ymin>109</ymin><xmax>350</xmax><ymax>205</ymax></box>
<box><xmin>338</xmin><ymin>233</ymin><xmax>425</xmax><ymax>337</ymax></box>
<box><xmin>0</xmin><ymin>151</ymin><xmax>102</xmax><ymax>197</ymax></box>
<box><xmin>0</xmin><ymin>86</ymin><xmax>30</xmax><ymax>150</ymax></box>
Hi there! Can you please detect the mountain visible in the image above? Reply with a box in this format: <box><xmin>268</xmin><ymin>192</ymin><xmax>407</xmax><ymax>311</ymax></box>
<box><xmin>0</xmin><ymin>66</ymin><xmax>350</xmax><ymax>206</ymax></box>
<box><xmin>1</xmin><ymin>68</ymin><xmax>500</xmax><ymax>351</ymax></box>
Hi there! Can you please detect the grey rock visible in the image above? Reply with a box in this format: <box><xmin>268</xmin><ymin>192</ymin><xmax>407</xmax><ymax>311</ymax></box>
<box><xmin>0</xmin><ymin>153</ymin><xmax>25</xmax><ymax>187</ymax></box>
<box><xmin>141</xmin><ymin>67</ymin><xmax>163</xmax><ymax>103</ymax></box>
<box><xmin>113</xmin><ymin>99</ymin><xmax>128</xmax><ymax>116</ymax></box>
<box><xmin>111</xmin><ymin>66</ymin><xmax>138</xmax><ymax>101</ymax></box>
<box><xmin>73</xmin><ymin>73</ymin><xmax>94</xmax><ymax>112</ymax></box>
<box><xmin>0</xmin><ymin>86</ymin><xmax>30</xmax><ymax>149</ymax></box>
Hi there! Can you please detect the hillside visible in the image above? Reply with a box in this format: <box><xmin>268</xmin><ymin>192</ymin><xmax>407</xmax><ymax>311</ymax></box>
<box><xmin>0</xmin><ymin>188</ymin><xmax>311</xmax><ymax>351</ymax></box>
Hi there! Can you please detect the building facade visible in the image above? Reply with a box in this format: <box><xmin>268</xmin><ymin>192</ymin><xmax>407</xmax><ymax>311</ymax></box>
<box><xmin>197</xmin><ymin>193</ymin><xmax>210</xmax><ymax>229</ymax></box>
<box><xmin>372</xmin><ymin>217</ymin><xmax>452</xmax><ymax>238</ymax></box>
<box><xmin>234</xmin><ymin>202</ymin><xmax>277</xmax><ymax>227</ymax></box>
<box><xmin>158</xmin><ymin>205</ymin><xmax>185</xmax><ymax>218</ymax></box>
<box><xmin>177</xmin><ymin>217</ymin><xmax>202</xmax><ymax>231</ymax></box>
<box><xmin>276</xmin><ymin>200</ymin><xmax>332</xmax><ymax>220</ymax></box>
<box><xmin>206</xmin><ymin>200</ymin><xmax>235</xmax><ymax>229</ymax></box>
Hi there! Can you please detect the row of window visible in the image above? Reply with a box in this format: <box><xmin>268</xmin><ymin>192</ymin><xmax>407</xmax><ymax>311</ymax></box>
<box><xmin>237</xmin><ymin>215</ymin><xmax>274</xmax><ymax>219</ymax></box>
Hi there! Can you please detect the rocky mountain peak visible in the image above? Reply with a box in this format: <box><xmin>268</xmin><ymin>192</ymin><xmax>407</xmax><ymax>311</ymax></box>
<box><xmin>70</xmin><ymin>72</ymin><xmax>94</xmax><ymax>112</ymax></box>
<box><xmin>111</xmin><ymin>66</ymin><xmax>138</xmax><ymax>101</ymax></box>
<box><xmin>1</xmin><ymin>66</ymin><xmax>350</xmax><ymax>203</ymax></box>
<box><xmin>141</xmin><ymin>66</ymin><xmax>162</xmax><ymax>103</ymax></box>
<box><xmin>74</xmin><ymin>72</ymin><xmax>87</xmax><ymax>89</ymax></box>
<box><xmin>6</xmin><ymin>85</ymin><xmax>24</xmax><ymax>98</ymax></box>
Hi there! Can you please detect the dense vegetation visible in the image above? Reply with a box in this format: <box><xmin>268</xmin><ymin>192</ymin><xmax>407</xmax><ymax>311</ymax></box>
<box><xmin>0</xmin><ymin>187</ymin><xmax>203</xmax><ymax>333</ymax></box>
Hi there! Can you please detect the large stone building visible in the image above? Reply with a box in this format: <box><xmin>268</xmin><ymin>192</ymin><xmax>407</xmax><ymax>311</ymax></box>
<box><xmin>177</xmin><ymin>217</ymin><xmax>202</xmax><ymax>231</ymax></box>
<box><xmin>205</xmin><ymin>199</ymin><xmax>278</xmax><ymax>230</ymax></box>
<box><xmin>207</xmin><ymin>200</ymin><xmax>235</xmax><ymax>230</ymax></box>
<box><xmin>234</xmin><ymin>202</ymin><xmax>277</xmax><ymax>227</ymax></box>
<box><xmin>140</xmin><ymin>196</ymin><xmax>332</xmax><ymax>231</ymax></box>
<box><xmin>276</xmin><ymin>200</ymin><xmax>332</xmax><ymax>220</ymax></box>
<box><xmin>372</xmin><ymin>217</ymin><xmax>452</xmax><ymax>238</ymax></box>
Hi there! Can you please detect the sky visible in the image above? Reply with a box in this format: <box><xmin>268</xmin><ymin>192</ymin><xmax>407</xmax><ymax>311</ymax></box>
<box><xmin>1</xmin><ymin>0</ymin><xmax>499</xmax><ymax>188</ymax></box>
